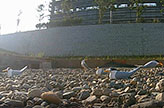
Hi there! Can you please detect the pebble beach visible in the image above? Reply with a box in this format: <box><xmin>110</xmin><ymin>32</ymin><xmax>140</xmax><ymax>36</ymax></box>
<box><xmin>0</xmin><ymin>68</ymin><xmax>164</xmax><ymax>108</ymax></box>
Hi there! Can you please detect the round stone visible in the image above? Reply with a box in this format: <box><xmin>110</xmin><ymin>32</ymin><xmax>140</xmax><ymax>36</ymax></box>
<box><xmin>41</xmin><ymin>91</ymin><xmax>62</xmax><ymax>104</ymax></box>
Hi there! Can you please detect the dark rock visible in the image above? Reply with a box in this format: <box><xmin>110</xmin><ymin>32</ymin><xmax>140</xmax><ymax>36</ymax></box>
<box><xmin>72</xmin><ymin>87</ymin><xmax>82</xmax><ymax>92</ymax></box>
<box><xmin>100</xmin><ymin>95</ymin><xmax>110</xmax><ymax>103</ymax></box>
<box><xmin>50</xmin><ymin>81</ymin><xmax>63</xmax><ymax>90</ymax></box>
<box><xmin>26</xmin><ymin>100</ymin><xmax>34</xmax><ymax>107</ymax></box>
<box><xmin>33</xmin><ymin>105</ymin><xmax>43</xmax><ymax>108</ymax></box>
<box><xmin>33</xmin><ymin>97</ymin><xmax>43</xmax><ymax>105</ymax></box>
<box><xmin>155</xmin><ymin>79</ymin><xmax>164</xmax><ymax>92</ymax></box>
<box><xmin>130</xmin><ymin>100</ymin><xmax>164</xmax><ymax>108</ymax></box>
<box><xmin>28</xmin><ymin>89</ymin><xmax>43</xmax><ymax>98</ymax></box>
<box><xmin>102</xmin><ymin>88</ymin><xmax>112</xmax><ymax>96</ymax></box>
<box><xmin>0</xmin><ymin>101</ymin><xmax>4</xmax><ymax>104</ymax></box>
<box><xmin>130</xmin><ymin>78</ymin><xmax>137</xmax><ymax>85</ymax></box>
<box><xmin>119</xmin><ymin>93</ymin><xmax>136</xmax><ymax>107</ymax></box>
<box><xmin>84</xmin><ymin>95</ymin><xmax>97</xmax><ymax>104</ymax></box>
<box><xmin>91</xmin><ymin>89</ymin><xmax>103</xmax><ymax>97</ymax></box>
<box><xmin>0</xmin><ymin>103</ymin><xmax>9</xmax><ymax>108</ymax></box>
<box><xmin>25</xmin><ymin>105</ymin><xmax>33</xmax><ymax>108</ymax></box>
<box><xmin>63</xmin><ymin>91</ymin><xmax>75</xmax><ymax>99</ymax></box>
<box><xmin>4</xmin><ymin>99</ymin><xmax>24</xmax><ymax>107</ymax></box>
<box><xmin>64</xmin><ymin>102</ymin><xmax>81</xmax><ymax>108</ymax></box>
<box><xmin>136</xmin><ymin>95</ymin><xmax>149</xmax><ymax>103</ymax></box>
<box><xmin>41</xmin><ymin>101</ymin><xmax>48</xmax><ymax>107</ymax></box>
<box><xmin>41</xmin><ymin>87</ymin><xmax>49</xmax><ymax>92</ymax></box>
<box><xmin>83</xmin><ymin>84</ymin><xmax>90</xmax><ymax>89</ymax></box>
<box><xmin>45</xmin><ymin>104</ymin><xmax>58</xmax><ymax>108</ymax></box>
<box><xmin>78</xmin><ymin>90</ymin><xmax>90</xmax><ymax>100</ymax></box>
<box><xmin>137</xmin><ymin>90</ymin><xmax>147</xmax><ymax>95</ymax></box>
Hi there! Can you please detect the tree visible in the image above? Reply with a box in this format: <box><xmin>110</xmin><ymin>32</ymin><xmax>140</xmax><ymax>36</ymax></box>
<box><xmin>16</xmin><ymin>10</ymin><xmax>23</xmax><ymax>32</ymax></box>
<box><xmin>36</xmin><ymin>4</ymin><xmax>45</xmax><ymax>29</ymax></box>
<box><xmin>36</xmin><ymin>3</ymin><xmax>48</xmax><ymax>29</ymax></box>
<box><xmin>47</xmin><ymin>0</ymin><xmax>82</xmax><ymax>27</ymax></box>
<box><xmin>37</xmin><ymin>4</ymin><xmax>45</xmax><ymax>22</ymax></box>
<box><xmin>95</xmin><ymin>0</ymin><xmax>115</xmax><ymax>24</ymax></box>
<box><xmin>160</xmin><ymin>0</ymin><xmax>164</xmax><ymax>13</ymax></box>
<box><xmin>129</xmin><ymin>0</ymin><xmax>146</xmax><ymax>23</ymax></box>
<box><xmin>61</xmin><ymin>0</ymin><xmax>73</xmax><ymax>16</ymax></box>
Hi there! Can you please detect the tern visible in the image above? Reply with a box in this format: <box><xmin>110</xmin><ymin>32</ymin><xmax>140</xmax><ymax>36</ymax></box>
<box><xmin>143</xmin><ymin>60</ymin><xmax>163</xmax><ymax>68</ymax></box>
<box><xmin>81</xmin><ymin>59</ymin><xmax>92</xmax><ymax>72</ymax></box>
<box><xmin>81</xmin><ymin>60</ymin><xmax>163</xmax><ymax>79</ymax></box>
<box><xmin>3</xmin><ymin>66</ymin><xmax>28</xmax><ymax>77</ymax></box>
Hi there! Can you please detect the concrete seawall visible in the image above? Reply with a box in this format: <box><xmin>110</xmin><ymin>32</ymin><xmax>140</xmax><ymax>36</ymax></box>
<box><xmin>0</xmin><ymin>23</ymin><xmax>164</xmax><ymax>56</ymax></box>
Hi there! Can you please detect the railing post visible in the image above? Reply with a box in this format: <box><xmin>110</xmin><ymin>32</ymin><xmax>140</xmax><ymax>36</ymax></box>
<box><xmin>110</xmin><ymin>4</ymin><xmax>113</xmax><ymax>24</ymax></box>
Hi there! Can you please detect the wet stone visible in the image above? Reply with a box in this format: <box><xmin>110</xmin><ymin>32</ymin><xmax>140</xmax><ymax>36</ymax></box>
<box><xmin>41</xmin><ymin>101</ymin><xmax>48</xmax><ymax>107</ymax></box>
<box><xmin>33</xmin><ymin>97</ymin><xmax>43</xmax><ymax>105</ymax></box>
<box><xmin>4</xmin><ymin>99</ymin><xmax>24</xmax><ymax>107</ymax></box>
<box><xmin>131</xmin><ymin>100</ymin><xmax>164</xmax><ymax>108</ymax></box>
<box><xmin>155</xmin><ymin>79</ymin><xmax>164</xmax><ymax>92</ymax></box>
<box><xmin>83</xmin><ymin>95</ymin><xmax>97</xmax><ymax>104</ymax></box>
<box><xmin>41</xmin><ymin>91</ymin><xmax>62</xmax><ymax>105</ymax></box>
<box><xmin>155</xmin><ymin>93</ymin><xmax>164</xmax><ymax>101</ymax></box>
<box><xmin>63</xmin><ymin>91</ymin><xmax>75</xmax><ymax>99</ymax></box>
<box><xmin>45</xmin><ymin>104</ymin><xmax>58</xmax><ymax>108</ymax></box>
<box><xmin>78</xmin><ymin>90</ymin><xmax>90</xmax><ymax>100</ymax></box>
<box><xmin>91</xmin><ymin>89</ymin><xmax>103</xmax><ymax>97</ymax></box>
<box><xmin>28</xmin><ymin>89</ymin><xmax>43</xmax><ymax>98</ymax></box>
<box><xmin>72</xmin><ymin>87</ymin><xmax>82</xmax><ymax>92</ymax></box>
<box><xmin>32</xmin><ymin>105</ymin><xmax>43</xmax><ymax>108</ymax></box>
<box><xmin>130</xmin><ymin>78</ymin><xmax>137</xmax><ymax>85</ymax></box>
<box><xmin>100</xmin><ymin>95</ymin><xmax>110</xmax><ymax>103</ymax></box>
<box><xmin>137</xmin><ymin>89</ymin><xmax>147</xmax><ymax>95</ymax></box>
<box><xmin>0</xmin><ymin>67</ymin><xmax>163</xmax><ymax>108</ymax></box>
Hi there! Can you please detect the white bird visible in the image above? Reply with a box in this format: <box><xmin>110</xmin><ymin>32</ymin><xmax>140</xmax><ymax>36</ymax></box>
<box><xmin>3</xmin><ymin>66</ymin><xmax>28</xmax><ymax>77</ymax></box>
<box><xmin>81</xmin><ymin>59</ymin><xmax>91</xmax><ymax>71</ymax></box>
<box><xmin>82</xmin><ymin>60</ymin><xmax>163</xmax><ymax>79</ymax></box>
<box><xmin>96</xmin><ymin>67</ymin><xmax>117</xmax><ymax>75</ymax></box>
<box><xmin>143</xmin><ymin>60</ymin><xmax>163</xmax><ymax>68</ymax></box>
<box><xmin>102</xmin><ymin>60</ymin><xmax>163</xmax><ymax>79</ymax></box>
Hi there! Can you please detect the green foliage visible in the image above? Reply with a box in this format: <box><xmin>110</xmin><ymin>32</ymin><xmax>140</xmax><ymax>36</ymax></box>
<box><xmin>28</xmin><ymin>52</ymin><xmax>45</xmax><ymax>58</ymax></box>
<box><xmin>37</xmin><ymin>52</ymin><xmax>45</xmax><ymax>58</ymax></box>
<box><xmin>36</xmin><ymin>23</ymin><xmax>47</xmax><ymax>29</ymax></box>
<box><xmin>160</xmin><ymin>0</ymin><xmax>164</xmax><ymax>13</ymax></box>
<box><xmin>61</xmin><ymin>0</ymin><xmax>74</xmax><ymax>15</ymax></box>
<box><xmin>47</xmin><ymin>17</ymin><xmax>82</xmax><ymax>27</ymax></box>
<box><xmin>106</xmin><ymin>56</ymin><xmax>110</xmax><ymax>60</ymax></box>
<box><xmin>48</xmin><ymin>55</ymin><xmax>164</xmax><ymax>61</ymax></box>
<box><xmin>153</xmin><ymin>18</ymin><xmax>160</xmax><ymax>23</ymax></box>
<box><xmin>136</xmin><ymin>17</ymin><xmax>144</xmax><ymax>23</ymax></box>
<box><xmin>36</xmin><ymin>4</ymin><xmax>47</xmax><ymax>29</ymax></box>
<box><xmin>37</xmin><ymin>4</ymin><xmax>45</xmax><ymax>22</ymax></box>
<box><xmin>95</xmin><ymin>0</ymin><xmax>115</xmax><ymax>24</ymax></box>
<box><xmin>84</xmin><ymin>56</ymin><xmax>89</xmax><ymax>60</ymax></box>
<box><xmin>28</xmin><ymin>53</ymin><xmax>35</xmax><ymax>57</ymax></box>
<box><xmin>48</xmin><ymin>0</ymin><xmax>82</xmax><ymax>27</ymax></box>
<box><xmin>129</xmin><ymin>0</ymin><xmax>146</xmax><ymax>23</ymax></box>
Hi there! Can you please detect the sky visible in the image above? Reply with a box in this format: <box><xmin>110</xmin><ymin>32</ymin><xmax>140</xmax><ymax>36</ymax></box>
<box><xmin>0</xmin><ymin>0</ymin><xmax>50</xmax><ymax>35</ymax></box>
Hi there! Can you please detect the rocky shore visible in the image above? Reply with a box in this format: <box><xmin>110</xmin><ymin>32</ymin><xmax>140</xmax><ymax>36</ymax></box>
<box><xmin>0</xmin><ymin>68</ymin><xmax>164</xmax><ymax>108</ymax></box>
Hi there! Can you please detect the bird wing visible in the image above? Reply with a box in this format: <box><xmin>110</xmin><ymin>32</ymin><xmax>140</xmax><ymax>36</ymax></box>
<box><xmin>81</xmin><ymin>60</ymin><xmax>90</xmax><ymax>70</ymax></box>
<box><xmin>20</xmin><ymin>66</ymin><xmax>28</xmax><ymax>72</ymax></box>
<box><xmin>143</xmin><ymin>60</ymin><xmax>158</xmax><ymax>68</ymax></box>
<box><xmin>114</xmin><ymin>66</ymin><xmax>142</xmax><ymax>79</ymax></box>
